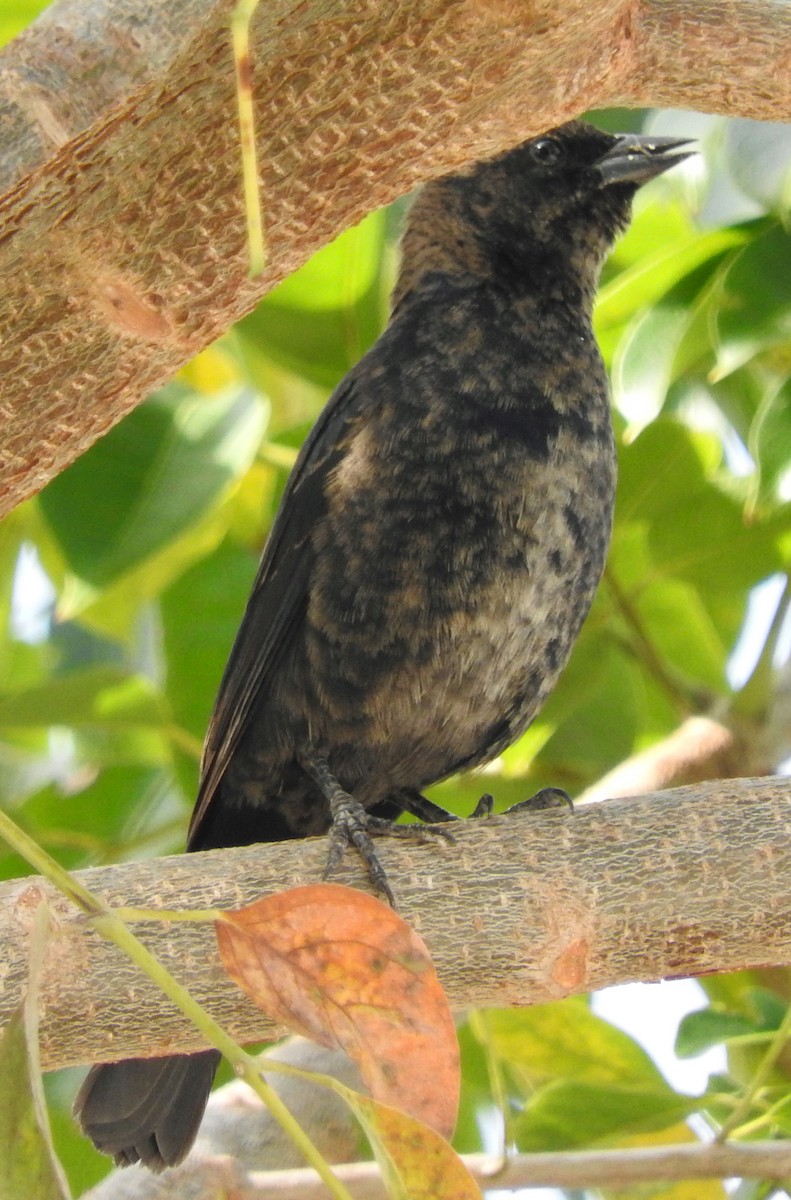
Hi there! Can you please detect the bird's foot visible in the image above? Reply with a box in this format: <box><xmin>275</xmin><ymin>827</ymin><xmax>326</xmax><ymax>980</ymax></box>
<box><xmin>299</xmin><ymin>755</ymin><xmax>452</xmax><ymax>906</ymax></box>
<box><xmin>324</xmin><ymin>788</ymin><xmax>395</xmax><ymax>904</ymax></box>
<box><xmin>392</xmin><ymin>787</ymin><xmax>460</xmax><ymax>825</ymax></box>
<box><xmin>469</xmin><ymin>792</ymin><xmax>494</xmax><ymax>819</ymax></box>
<box><xmin>468</xmin><ymin>787</ymin><xmax>573</xmax><ymax>820</ymax></box>
<box><xmin>506</xmin><ymin>786</ymin><xmax>573</xmax><ymax>815</ymax></box>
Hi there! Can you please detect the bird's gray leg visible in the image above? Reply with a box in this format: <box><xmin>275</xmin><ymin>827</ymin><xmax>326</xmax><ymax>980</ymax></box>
<box><xmin>297</xmin><ymin>751</ymin><xmax>394</xmax><ymax>903</ymax></box>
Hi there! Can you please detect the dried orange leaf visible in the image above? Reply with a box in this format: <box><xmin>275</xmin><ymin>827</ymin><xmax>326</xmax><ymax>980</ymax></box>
<box><xmin>216</xmin><ymin>883</ymin><xmax>459</xmax><ymax>1138</ymax></box>
<box><xmin>344</xmin><ymin>1090</ymin><xmax>483</xmax><ymax>1200</ymax></box>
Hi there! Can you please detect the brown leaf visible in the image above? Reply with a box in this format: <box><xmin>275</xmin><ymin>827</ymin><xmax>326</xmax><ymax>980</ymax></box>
<box><xmin>216</xmin><ymin>883</ymin><xmax>459</xmax><ymax>1139</ymax></box>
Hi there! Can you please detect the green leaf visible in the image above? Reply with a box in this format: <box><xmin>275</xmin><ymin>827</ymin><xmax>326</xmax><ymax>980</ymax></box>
<box><xmin>161</xmin><ymin>539</ymin><xmax>257</xmax><ymax>796</ymax></box>
<box><xmin>514</xmin><ymin>1079</ymin><xmax>697</xmax><ymax>1151</ymax></box>
<box><xmin>161</xmin><ymin>540</ymin><xmax>256</xmax><ymax>742</ymax></box>
<box><xmin>23</xmin><ymin>766</ymin><xmax>181</xmax><ymax>868</ymax></box>
<box><xmin>597</xmin><ymin>217</ymin><xmax>746</xmax><ymax>332</ymax></box>
<box><xmin>747</xmin><ymin>375</ymin><xmax>791</xmax><ymax>513</ymax></box>
<box><xmin>614</xmin><ymin>419</ymin><xmax>789</xmax><ymax>634</ymax></box>
<box><xmin>676</xmin><ymin>1008</ymin><xmax>757</xmax><ymax>1058</ymax></box>
<box><xmin>0</xmin><ymin>666</ymin><xmax>167</xmax><ymax>731</ymax></box>
<box><xmin>482</xmin><ymin>1000</ymin><xmax>669</xmax><ymax>1090</ymax></box>
<box><xmin>611</xmin><ymin>256</ymin><xmax>732</xmax><ymax>425</ymax></box>
<box><xmin>611</xmin><ymin>576</ymin><xmax>727</xmax><ymax>693</ymax></box>
<box><xmin>454</xmin><ymin>1022</ymin><xmax>494</xmax><ymax>1155</ymax></box>
<box><xmin>612</xmin><ymin>303</ymin><xmax>693</xmax><ymax>425</ymax></box>
<box><xmin>0</xmin><ymin>0</ymin><xmax>51</xmax><ymax>47</ymax></box>
<box><xmin>714</xmin><ymin>223</ymin><xmax>791</xmax><ymax>378</ymax></box>
<box><xmin>533</xmin><ymin>636</ymin><xmax>645</xmax><ymax>780</ymax></box>
<box><xmin>236</xmin><ymin>210</ymin><xmax>388</xmax><ymax>388</ymax></box>
<box><xmin>39</xmin><ymin>384</ymin><xmax>266</xmax><ymax>587</ymax></box>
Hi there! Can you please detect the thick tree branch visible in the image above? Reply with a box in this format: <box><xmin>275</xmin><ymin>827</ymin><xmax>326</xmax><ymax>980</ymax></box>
<box><xmin>1</xmin><ymin>776</ymin><xmax>790</xmax><ymax>1072</ymax></box>
<box><xmin>1</xmin><ymin>0</ymin><xmax>791</xmax><ymax>515</ymax></box>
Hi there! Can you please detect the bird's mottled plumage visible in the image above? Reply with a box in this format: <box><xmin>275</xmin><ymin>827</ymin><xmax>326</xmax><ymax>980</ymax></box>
<box><xmin>76</xmin><ymin>120</ymin><xmax>692</xmax><ymax>1170</ymax></box>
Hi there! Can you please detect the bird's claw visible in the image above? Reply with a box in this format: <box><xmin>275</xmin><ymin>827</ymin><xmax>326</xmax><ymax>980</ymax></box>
<box><xmin>469</xmin><ymin>792</ymin><xmax>494</xmax><ymax>819</ymax></box>
<box><xmin>506</xmin><ymin>786</ymin><xmax>573</xmax><ymax>815</ymax></box>
<box><xmin>323</xmin><ymin>790</ymin><xmax>395</xmax><ymax>905</ymax></box>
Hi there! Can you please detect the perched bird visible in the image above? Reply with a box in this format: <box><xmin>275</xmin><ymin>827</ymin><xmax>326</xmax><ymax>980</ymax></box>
<box><xmin>75</xmin><ymin>120</ymin><xmax>692</xmax><ymax>1170</ymax></box>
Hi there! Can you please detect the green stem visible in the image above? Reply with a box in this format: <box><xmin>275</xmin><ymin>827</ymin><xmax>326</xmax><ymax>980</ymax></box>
<box><xmin>605</xmin><ymin>566</ymin><xmax>700</xmax><ymax>716</ymax></box>
<box><xmin>0</xmin><ymin>807</ymin><xmax>354</xmax><ymax>1200</ymax></box>
<box><xmin>717</xmin><ymin>998</ymin><xmax>791</xmax><ymax>1142</ymax></box>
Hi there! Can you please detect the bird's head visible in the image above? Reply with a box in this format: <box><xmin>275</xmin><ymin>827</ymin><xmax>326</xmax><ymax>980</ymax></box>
<box><xmin>394</xmin><ymin>121</ymin><xmax>694</xmax><ymax>310</ymax></box>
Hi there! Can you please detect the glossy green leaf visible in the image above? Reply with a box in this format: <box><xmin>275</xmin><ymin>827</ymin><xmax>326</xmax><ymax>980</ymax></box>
<box><xmin>0</xmin><ymin>0</ymin><xmax>51</xmax><ymax>47</ymax></box>
<box><xmin>514</xmin><ymin>1079</ymin><xmax>696</xmax><ymax>1151</ymax></box>
<box><xmin>39</xmin><ymin>385</ymin><xmax>266</xmax><ymax>587</ymax></box>
<box><xmin>597</xmin><ymin>218</ymin><xmax>745</xmax><ymax>332</ymax></box>
<box><xmin>613</xmin><ymin>304</ymin><xmax>693</xmax><ymax>426</ymax></box>
<box><xmin>0</xmin><ymin>666</ymin><xmax>167</xmax><ymax>730</ymax></box>
<box><xmin>676</xmin><ymin>1008</ymin><xmax>757</xmax><ymax>1058</ymax></box>
<box><xmin>236</xmin><ymin>210</ymin><xmax>388</xmax><ymax>388</ymax></box>
<box><xmin>714</xmin><ymin>223</ymin><xmax>791</xmax><ymax>378</ymax></box>
<box><xmin>748</xmin><ymin>375</ymin><xmax>791</xmax><ymax>512</ymax></box>
<box><xmin>611</xmin><ymin>256</ymin><xmax>732</xmax><ymax>426</ymax></box>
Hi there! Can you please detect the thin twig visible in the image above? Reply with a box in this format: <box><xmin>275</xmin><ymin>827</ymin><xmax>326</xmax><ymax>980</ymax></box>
<box><xmin>239</xmin><ymin>1140</ymin><xmax>791</xmax><ymax>1196</ymax></box>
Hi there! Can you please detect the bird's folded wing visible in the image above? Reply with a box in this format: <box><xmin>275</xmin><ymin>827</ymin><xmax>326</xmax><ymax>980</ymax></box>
<box><xmin>187</xmin><ymin>370</ymin><xmax>365</xmax><ymax>844</ymax></box>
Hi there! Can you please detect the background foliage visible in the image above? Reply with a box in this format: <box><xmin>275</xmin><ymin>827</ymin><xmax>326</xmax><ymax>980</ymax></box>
<box><xmin>4</xmin><ymin>7</ymin><xmax>791</xmax><ymax>1195</ymax></box>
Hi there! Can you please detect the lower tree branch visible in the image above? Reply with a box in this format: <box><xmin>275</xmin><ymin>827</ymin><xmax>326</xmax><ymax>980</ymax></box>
<box><xmin>1</xmin><ymin>776</ymin><xmax>790</xmax><ymax>1072</ymax></box>
<box><xmin>144</xmin><ymin>1141</ymin><xmax>791</xmax><ymax>1199</ymax></box>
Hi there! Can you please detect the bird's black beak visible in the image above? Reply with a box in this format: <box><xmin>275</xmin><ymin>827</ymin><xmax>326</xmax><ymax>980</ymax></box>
<box><xmin>595</xmin><ymin>134</ymin><xmax>696</xmax><ymax>186</ymax></box>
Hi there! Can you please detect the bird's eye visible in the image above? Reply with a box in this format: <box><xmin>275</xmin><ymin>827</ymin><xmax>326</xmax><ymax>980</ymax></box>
<box><xmin>530</xmin><ymin>138</ymin><xmax>562</xmax><ymax>165</ymax></box>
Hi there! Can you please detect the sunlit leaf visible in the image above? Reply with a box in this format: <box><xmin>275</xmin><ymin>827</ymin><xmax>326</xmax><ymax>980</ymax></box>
<box><xmin>482</xmin><ymin>999</ymin><xmax>668</xmax><ymax>1090</ymax></box>
<box><xmin>0</xmin><ymin>0</ymin><xmax>51</xmax><ymax>47</ymax></box>
<box><xmin>748</xmin><ymin>375</ymin><xmax>791</xmax><ymax>513</ymax></box>
<box><xmin>236</xmin><ymin>210</ymin><xmax>388</xmax><ymax>387</ymax></box>
<box><xmin>676</xmin><ymin>1007</ymin><xmax>757</xmax><ymax>1058</ymax></box>
<box><xmin>0</xmin><ymin>667</ymin><xmax>167</xmax><ymax>730</ymax></box>
<box><xmin>515</xmin><ymin>1079</ymin><xmax>697</xmax><ymax>1150</ymax></box>
<box><xmin>597</xmin><ymin>219</ymin><xmax>745</xmax><ymax>331</ymax></box>
<box><xmin>714</xmin><ymin>223</ymin><xmax>791</xmax><ymax>378</ymax></box>
<box><xmin>39</xmin><ymin>384</ymin><xmax>266</xmax><ymax>587</ymax></box>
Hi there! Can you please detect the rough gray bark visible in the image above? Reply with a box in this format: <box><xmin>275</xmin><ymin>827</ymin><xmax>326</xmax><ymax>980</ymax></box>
<box><xmin>2</xmin><ymin>0</ymin><xmax>791</xmax><ymax>515</ymax></box>
<box><xmin>1</xmin><ymin>777</ymin><xmax>790</xmax><ymax>1072</ymax></box>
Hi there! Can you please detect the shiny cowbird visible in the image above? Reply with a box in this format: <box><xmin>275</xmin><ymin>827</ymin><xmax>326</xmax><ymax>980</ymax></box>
<box><xmin>76</xmin><ymin>120</ymin><xmax>692</xmax><ymax>1169</ymax></box>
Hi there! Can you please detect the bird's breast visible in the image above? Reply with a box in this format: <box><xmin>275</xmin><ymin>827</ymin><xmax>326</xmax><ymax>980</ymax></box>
<box><xmin>307</xmin><ymin>386</ymin><xmax>616</xmax><ymax>786</ymax></box>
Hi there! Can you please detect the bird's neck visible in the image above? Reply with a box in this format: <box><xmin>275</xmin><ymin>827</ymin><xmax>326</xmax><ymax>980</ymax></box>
<box><xmin>392</xmin><ymin>183</ymin><xmax>603</xmax><ymax>323</ymax></box>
